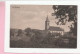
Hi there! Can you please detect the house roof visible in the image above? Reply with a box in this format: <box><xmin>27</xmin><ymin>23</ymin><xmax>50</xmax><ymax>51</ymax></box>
<box><xmin>49</xmin><ymin>26</ymin><xmax>64</xmax><ymax>31</ymax></box>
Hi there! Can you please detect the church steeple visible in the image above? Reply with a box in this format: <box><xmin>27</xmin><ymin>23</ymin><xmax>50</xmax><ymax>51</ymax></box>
<box><xmin>46</xmin><ymin>15</ymin><xmax>49</xmax><ymax>22</ymax></box>
<box><xmin>45</xmin><ymin>15</ymin><xmax>50</xmax><ymax>30</ymax></box>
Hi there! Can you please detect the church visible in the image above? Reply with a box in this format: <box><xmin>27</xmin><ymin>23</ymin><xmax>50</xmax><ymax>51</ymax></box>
<box><xmin>45</xmin><ymin>16</ymin><xmax>64</xmax><ymax>35</ymax></box>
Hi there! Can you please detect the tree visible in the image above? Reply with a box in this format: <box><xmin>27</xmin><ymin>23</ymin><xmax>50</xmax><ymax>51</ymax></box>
<box><xmin>25</xmin><ymin>28</ymin><xmax>32</xmax><ymax>36</ymax></box>
<box><xmin>17</xmin><ymin>29</ymin><xmax>22</xmax><ymax>36</ymax></box>
<box><xmin>10</xmin><ymin>29</ymin><xmax>15</xmax><ymax>37</ymax></box>
<box><xmin>52</xmin><ymin>5</ymin><xmax>77</xmax><ymax>35</ymax></box>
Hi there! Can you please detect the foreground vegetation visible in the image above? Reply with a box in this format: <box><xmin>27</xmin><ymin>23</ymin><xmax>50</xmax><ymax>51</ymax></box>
<box><xmin>10</xmin><ymin>28</ymin><xmax>77</xmax><ymax>48</ymax></box>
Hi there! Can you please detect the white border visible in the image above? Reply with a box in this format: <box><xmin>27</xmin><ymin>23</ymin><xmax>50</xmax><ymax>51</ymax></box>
<box><xmin>5</xmin><ymin>1</ymin><xmax>80</xmax><ymax>53</ymax></box>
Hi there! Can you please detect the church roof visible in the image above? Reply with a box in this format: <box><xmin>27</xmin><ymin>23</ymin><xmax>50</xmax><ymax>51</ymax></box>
<box><xmin>49</xmin><ymin>26</ymin><xmax>64</xmax><ymax>31</ymax></box>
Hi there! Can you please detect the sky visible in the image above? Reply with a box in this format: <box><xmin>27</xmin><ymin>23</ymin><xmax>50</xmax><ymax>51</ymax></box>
<box><xmin>10</xmin><ymin>5</ymin><xmax>72</xmax><ymax>32</ymax></box>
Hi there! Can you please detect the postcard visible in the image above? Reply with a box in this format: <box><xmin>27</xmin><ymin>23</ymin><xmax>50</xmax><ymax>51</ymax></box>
<box><xmin>5</xmin><ymin>1</ymin><xmax>80</xmax><ymax>53</ymax></box>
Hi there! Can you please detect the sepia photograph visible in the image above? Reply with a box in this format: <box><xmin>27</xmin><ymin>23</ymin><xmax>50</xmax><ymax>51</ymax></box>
<box><xmin>10</xmin><ymin>5</ymin><xmax>77</xmax><ymax>48</ymax></box>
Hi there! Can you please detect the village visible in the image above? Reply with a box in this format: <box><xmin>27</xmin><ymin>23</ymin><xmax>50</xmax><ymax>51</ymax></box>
<box><xmin>10</xmin><ymin>15</ymin><xmax>77</xmax><ymax>48</ymax></box>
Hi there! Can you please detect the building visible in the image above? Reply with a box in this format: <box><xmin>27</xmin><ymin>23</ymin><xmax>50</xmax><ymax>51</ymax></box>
<box><xmin>45</xmin><ymin>16</ymin><xmax>64</xmax><ymax>35</ymax></box>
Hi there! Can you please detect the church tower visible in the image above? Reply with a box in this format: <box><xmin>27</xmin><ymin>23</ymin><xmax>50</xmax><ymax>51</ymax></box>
<box><xmin>45</xmin><ymin>15</ymin><xmax>50</xmax><ymax>30</ymax></box>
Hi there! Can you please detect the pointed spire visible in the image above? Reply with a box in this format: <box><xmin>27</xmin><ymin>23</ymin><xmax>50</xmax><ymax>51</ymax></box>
<box><xmin>46</xmin><ymin>15</ymin><xmax>49</xmax><ymax>21</ymax></box>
